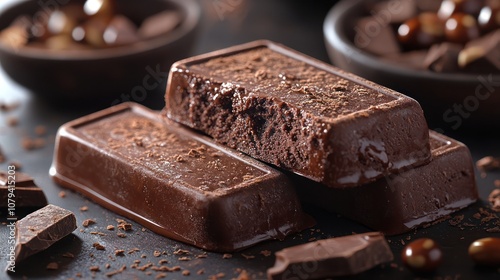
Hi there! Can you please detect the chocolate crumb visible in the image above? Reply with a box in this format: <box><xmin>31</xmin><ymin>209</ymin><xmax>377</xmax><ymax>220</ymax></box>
<box><xmin>178</xmin><ymin>256</ymin><xmax>191</xmax><ymax>261</ymax></box>
<box><xmin>105</xmin><ymin>263</ymin><xmax>111</xmax><ymax>269</ymax></box>
<box><xmin>82</xmin><ymin>219</ymin><xmax>96</xmax><ymax>227</ymax></box>
<box><xmin>62</xmin><ymin>252</ymin><xmax>75</xmax><ymax>258</ymax></box>
<box><xmin>489</xmin><ymin>189</ymin><xmax>500</xmax><ymax>212</ymax></box>
<box><xmin>241</xmin><ymin>253</ymin><xmax>255</xmax><ymax>260</ymax></box>
<box><xmin>59</xmin><ymin>191</ymin><xmax>66</xmax><ymax>198</ymax></box>
<box><xmin>223</xmin><ymin>253</ymin><xmax>233</xmax><ymax>259</ymax></box>
<box><xmin>93</xmin><ymin>242</ymin><xmax>105</xmax><ymax>250</ymax></box>
<box><xmin>21</xmin><ymin>137</ymin><xmax>46</xmax><ymax>150</ymax></box>
<box><xmin>128</xmin><ymin>248</ymin><xmax>140</xmax><ymax>254</ymax></box>
<box><xmin>90</xmin><ymin>231</ymin><xmax>106</xmax><ymax>236</ymax></box>
<box><xmin>260</xmin><ymin>250</ymin><xmax>271</xmax><ymax>257</ymax></box>
<box><xmin>153</xmin><ymin>250</ymin><xmax>161</xmax><ymax>257</ymax></box>
<box><xmin>476</xmin><ymin>156</ymin><xmax>500</xmax><ymax>174</ymax></box>
<box><xmin>105</xmin><ymin>265</ymin><xmax>126</xmax><ymax>277</ymax></box>
<box><xmin>107</xmin><ymin>225</ymin><xmax>115</xmax><ymax>230</ymax></box>
<box><xmin>46</xmin><ymin>262</ymin><xmax>59</xmax><ymax>270</ymax></box>
<box><xmin>117</xmin><ymin>232</ymin><xmax>126</xmax><ymax>238</ymax></box>
<box><xmin>235</xmin><ymin>270</ymin><xmax>250</xmax><ymax>280</ymax></box>
<box><xmin>182</xmin><ymin>270</ymin><xmax>190</xmax><ymax>276</ymax></box>
<box><xmin>115</xmin><ymin>250</ymin><xmax>125</xmax><ymax>256</ymax></box>
<box><xmin>118</xmin><ymin>222</ymin><xmax>132</xmax><ymax>231</ymax></box>
<box><xmin>197</xmin><ymin>269</ymin><xmax>205</xmax><ymax>275</ymax></box>
<box><xmin>196</xmin><ymin>252</ymin><xmax>208</xmax><ymax>259</ymax></box>
<box><xmin>90</xmin><ymin>266</ymin><xmax>100</xmax><ymax>272</ymax></box>
<box><xmin>79</xmin><ymin>206</ymin><xmax>89</xmax><ymax>212</ymax></box>
<box><xmin>486</xmin><ymin>227</ymin><xmax>500</xmax><ymax>233</ymax></box>
<box><xmin>449</xmin><ymin>215</ymin><xmax>465</xmax><ymax>226</ymax></box>
<box><xmin>141</xmin><ymin>254</ymin><xmax>147</xmax><ymax>258</ymax></box>
<box><xmin>155</xmin><ymin>273</ymin><xmax>167</xmax><ymax>279</ymax></box>
<box><xmin>158</xmin><ymin>259</ymin><xmax>168</xmax><ymax>264</ymax></box>
<box><xmin>173</xmin><ymin>249</ymin><xmax>190</xmax><ymax>255</ymax></box>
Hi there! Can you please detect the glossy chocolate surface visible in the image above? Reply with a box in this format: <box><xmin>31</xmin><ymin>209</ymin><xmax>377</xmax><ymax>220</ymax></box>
<box><xmin>267</xmin><ymin>232</ymin><xmax>393</xmax><ymax>279</ymax></box>
<box><xmin>164</xmin><ymin>40</ymin><xmax>431</xmax><ymax>188</ymax></box>
<box><xmin>50</xmin><ymin>102</ymin><xmax>312</xmax><ymax>252</ymax></box>
<box><xmin>14</xmin><ymin>204</ymin><xmax>77</xmax><ymax>263</ymax></box>
<box><xmin>296</xmin><ymin>130</ymin><xmax>479</xmax><ymax>235</ymax></box>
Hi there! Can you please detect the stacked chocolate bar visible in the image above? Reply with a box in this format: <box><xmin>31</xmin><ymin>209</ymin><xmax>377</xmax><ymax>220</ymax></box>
<box><xmin>51</xmin><ymin>40</ymin><xmax>478</xmax><ymax>251</ymax></box>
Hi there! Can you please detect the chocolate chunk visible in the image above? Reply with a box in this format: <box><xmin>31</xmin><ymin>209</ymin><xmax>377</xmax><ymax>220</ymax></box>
<box><xmin>424</xmin><ymin>42</ymin><xmax>462</xmax><ymax>72</ymax></box>
<box><xmin>459</xmin><ymin>29</ymin><xmax>500</xmax><ymax>72</ymax></box>
<box><xmin>14</xmin><ymin>204</ymin><xmax>77</xmax><ymax>262</ymax></box>
<box><xmin>476</xmin><ymin>155</ymin><xmax>500</xmax><ymax>172</ymax></box>
<box><xmin>164</xmin><ymin>40</ymin><xmax>430</xmax><ymax>188</ymax></box>
<box><xmin>0</xmin><ymin>171</ymin><xmax>48</xmax><ymax>209</ymax></box>
<box><xmin>50</xmin><ymin>102</ymin><xmax>312</xmax><ymax>251</ymax></box>
<box><xmin>139</xmin><ymin>10</ymin><xmax>182</xmax><ymax>38</ymax></box>
<box><xmin>355</xmin><ymin>17</ymin><xmax>401</xmax><ymax>56</ymax></box>
<box><xmin>267</xmin><ymin>232</ymin><xmax>393</xmax><ymax>279</ymax></box>
<box><xmin>296</xmin><ymin>130</ymin><xmax>478</xmax><ymax>235</ymax></box>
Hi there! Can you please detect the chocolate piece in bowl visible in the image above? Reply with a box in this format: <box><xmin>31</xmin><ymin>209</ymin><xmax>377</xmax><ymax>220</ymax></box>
<box><xmin>50</xmin><ymin>102</ymin><xmax>312</xmax><ymax>252</ymax></box>
<box><xmin>459</xmin><ymin>29</ymin><xmax>500</xmax><ymax>71</ymax></box>
<box><xmin>423</xmin><ymin>42</ymin><xmax>462</xmax><ymax>72</ymax></box>
<box><xmin>0</xmin><ymin>171</ymin><xmax>48</xmax><ymax>209</ymax></box>
<box><xmin>295</xmin><ymin>130</ymin><xmax>478</xmax><ymax>235</ymax></box>
<box><xmin>267</xmin><ymin>232</ymin><xmax>393</xmax><ymax>279</ymax></box>
<box><xmin>164</xmin><ymin>40</ymin><xmax>431</xmax><ymax>188</ymax></box>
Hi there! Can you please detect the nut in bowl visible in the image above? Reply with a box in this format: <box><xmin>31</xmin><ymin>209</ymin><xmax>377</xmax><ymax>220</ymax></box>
<box><xmin>324</xmin><ymin>0</ymin><xmax>500</xmax><ymax>131</ymax></box>
<box><xmin>0</xmin><ymin>0</ymin><xmax>200</xmax><ymax>103</ymax></box>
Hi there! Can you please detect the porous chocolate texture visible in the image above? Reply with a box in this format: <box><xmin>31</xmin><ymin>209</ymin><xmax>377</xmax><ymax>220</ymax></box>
<box><xmin>296</xmin><ymin>130</ymin><xmax>479</xmax><ymax>235</ymax></box>
<box><xmin>50</xmin><ymin>102</ymin><xmax>313</xmax><ymax>252</ymax></box>
<box><xmin>164</xmin><ymin>40</ymin><xmax>431</xmax><ymax>188</ymax></box>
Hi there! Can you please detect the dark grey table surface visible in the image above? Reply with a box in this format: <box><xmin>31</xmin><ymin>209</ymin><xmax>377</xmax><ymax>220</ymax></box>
<box><xmin>1</xmin><ymin>0</ymin><xmax>500</xmax><ymax>279</ymax></box>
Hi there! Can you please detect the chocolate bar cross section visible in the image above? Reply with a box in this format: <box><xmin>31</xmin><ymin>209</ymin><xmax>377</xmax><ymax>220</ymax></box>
<box><xmin>164</xmin><ymin>40</ymin><xmax>431</xmax><ymax>188</ymax></box>
<box><xmin>50</xmin><ymin>102</ymin><xmax>312</xmax><ymax>251</ymax></box>
<box><xmin>296</xmin><ymin>130</ymin><xmax>479</xmax><ymax>235</ymax></box>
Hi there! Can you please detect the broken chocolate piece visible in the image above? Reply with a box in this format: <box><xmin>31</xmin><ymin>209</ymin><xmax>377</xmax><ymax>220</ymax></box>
<box><xmin>267</xmin><ymin>232</ymin><xmax>393</xmax><ymax>279</ymax></box>
<box><xmin>164</xmin><ymin>40</ymin><xmax>431</xmax><ymax>188</ymax></box>
<box><xmin>296</xmin><ymin>130</ymin><xmax>478</xmax><ymax>235</ymax></box>
<box><xmin>15</xmin><ymin>204</ymin><xmax>77</xmax><ymax>262</ymax></box>
<box><xmin>0</xmin><ymin>171</ymin><xmax>48</xmax><ymax>209</ymax></box>
<box><xmin>50</xmin><ymin>102</ymin><xmax>312</xmax><ymax>251</ymax></box>
<box><xmin>459</xmin><ymin>29</ymin><xmax>500</xmax><ymax>71</ymax></box>
<box><xmin>424</xmin><ymin>42</ymin><xmax>462</xmax><ymax>72</ymax></box>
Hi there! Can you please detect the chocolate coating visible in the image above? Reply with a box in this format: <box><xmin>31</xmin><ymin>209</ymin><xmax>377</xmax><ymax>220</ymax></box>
<box><xmin>267</xmin><ymin>232</ymin><xmax>393</xmax><ymax>279</ymax></box>
<box><xmin>398</xmin><ymin>13</ymin><xmax>444</xmax><ymax>49</ymax></box>
<box><xmin>164</xmin><ymin>40</ymin><xmax>431</xmax><ymax>188</ymax></box>
<box><xmin>295</xmin><ymin>130</ymin><xmax>479</xmax><ymax>235</ymax></box>
<box><xmin>444</xmin><ymin>13</ymin><xmax>481</xmax><ymax>44</ymax></box>
<box><xmin>469</xmin><ymin>237</ymin><xmax>500</xmax><ymax>266</ymax></box>
<box><xmin>50</xmin><ymin>102</ymin><xmax>312</xmax><ymax>252</ymax></box>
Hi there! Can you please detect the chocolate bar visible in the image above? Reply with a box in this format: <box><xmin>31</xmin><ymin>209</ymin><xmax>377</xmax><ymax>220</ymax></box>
<box><xmin>296</xmin><ymin>131</ymin><xmax>479</xmax><ymax>235</ymax></box>
<box><xmin>50</xmin><ymin>102</ymin><xmax>312</xmax><ymax>251</ymax></box>
<box><xmin>164</xmin><ymin>40</ymin><xmax>431</xmax><ymax>188</ymax></box>
<box><xmin>267</xmin><ymin>232</ymin><xmax>393</xmax><ymax>279</ymax></box>
<box><xmin>14</xmin><ymin>204</ymin><xmax>76</xmax><ymax>263</ymax></box>
<box><xmin>0</xmin><ymin>171</ymin><xmax>48</xmax><ymax>209</ymax></box>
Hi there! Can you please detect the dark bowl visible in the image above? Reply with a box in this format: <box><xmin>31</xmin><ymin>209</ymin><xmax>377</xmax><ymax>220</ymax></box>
<box><xmin>324</xmin><ymin>0</ymin><xmax>500</xmax><ymax>132</ymax></box>
<box><xmin>0</xmin><ymin>0</ymin><xmax>200</xmax><ymax>103</ymax></box>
